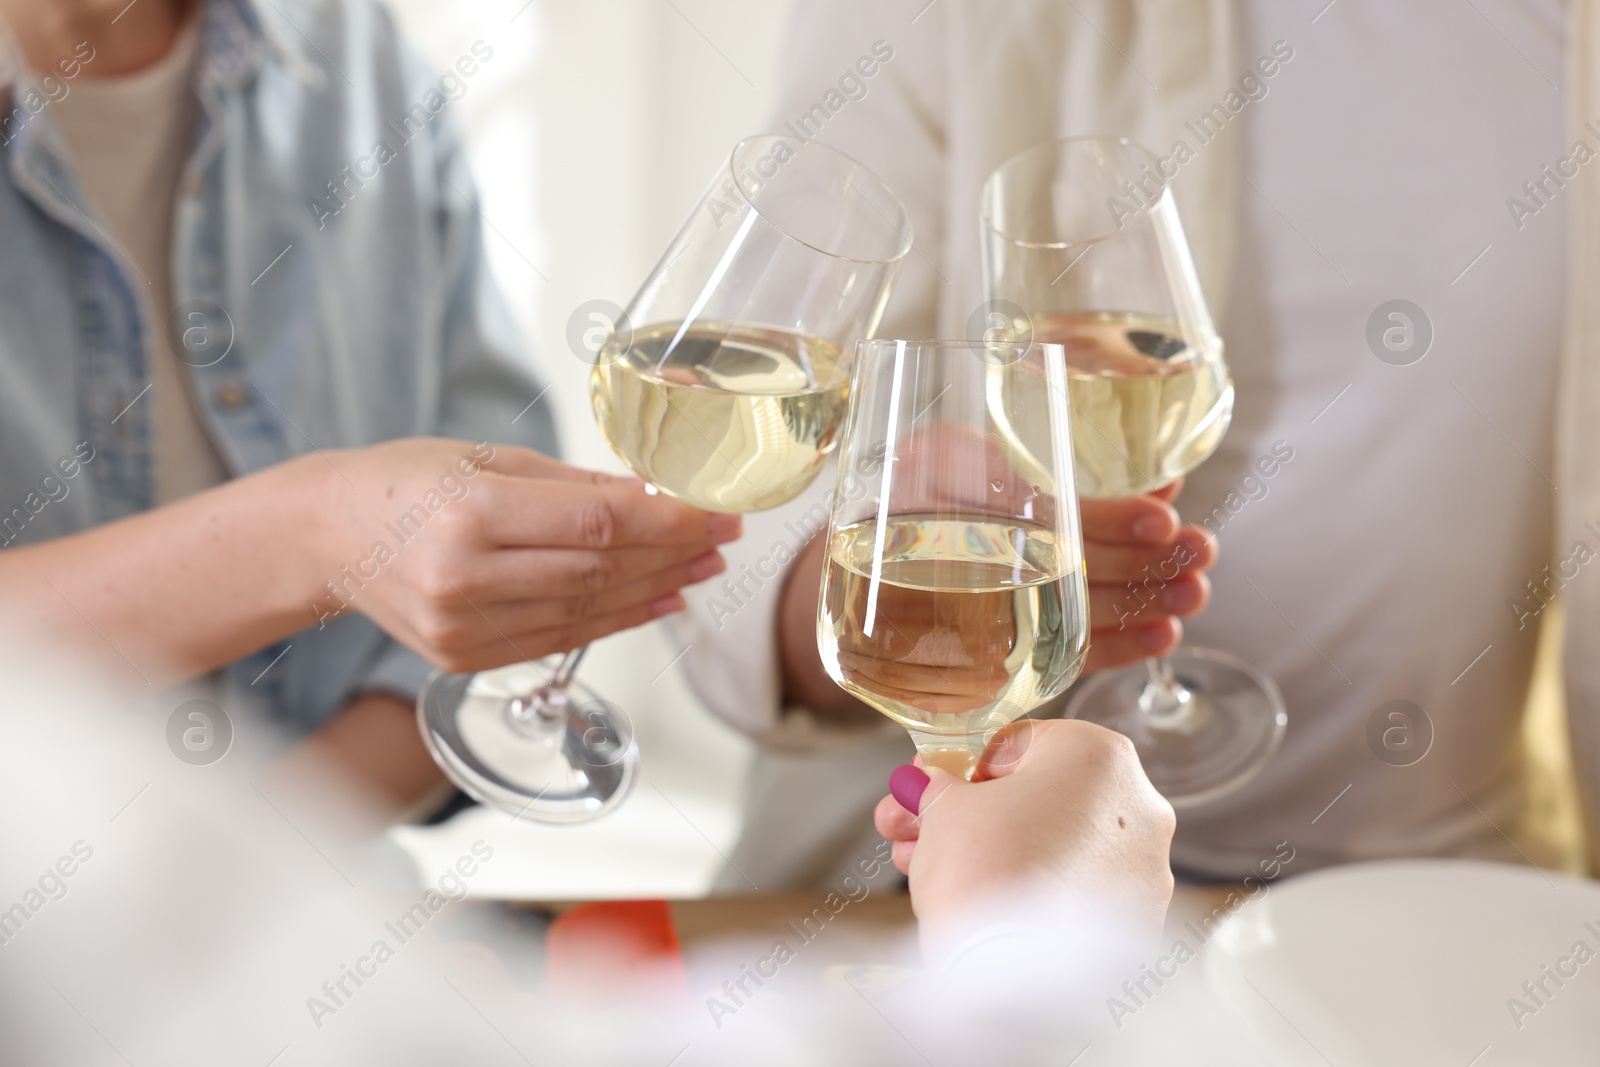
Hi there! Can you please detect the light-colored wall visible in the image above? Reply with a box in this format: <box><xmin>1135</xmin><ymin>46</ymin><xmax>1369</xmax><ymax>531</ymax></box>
<box><xmin>383</xmin><ymin>0</ymin><xmax>796</xmax><ymax>896</ymax></box>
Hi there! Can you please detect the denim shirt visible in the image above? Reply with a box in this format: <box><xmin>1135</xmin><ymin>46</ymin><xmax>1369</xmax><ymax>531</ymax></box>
<box><xmin>0</xmin><ymin>0</ymin><xmax>558</xmax><ymax>730</ymax></box>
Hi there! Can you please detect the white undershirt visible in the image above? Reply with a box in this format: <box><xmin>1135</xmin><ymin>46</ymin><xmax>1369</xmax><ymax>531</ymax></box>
<box><xmin>48</xmin><ymin>17</ymin><xmax>230</xmax><ymax>504</ymax></box>
<box><xmin>1172</xmin><ymin>0</ymin><xmax>1567</xmax><ymax>872</ymax></box>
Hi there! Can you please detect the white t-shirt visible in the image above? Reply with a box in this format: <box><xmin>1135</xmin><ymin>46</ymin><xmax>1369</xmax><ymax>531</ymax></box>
<box><xmin>1173</xmin><ymin>0</ymin><xmax>1565</xmax><ymax>873</ymax></box>
<box><xmin>49</xmin><ymin>16</ymin><xmax>230</xmax><ymax>504</ymax></box>
<box><xmin>679</xmin><ymin>0</ymin><xmax>1572</xmax><ymax>883</ymax></box>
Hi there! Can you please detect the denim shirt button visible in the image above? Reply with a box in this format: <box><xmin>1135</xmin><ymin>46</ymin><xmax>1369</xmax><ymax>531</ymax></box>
<box><xmin>216</xmin><ymin>382</ymin><xmax>248</xmax><ymax>410</ymax></box>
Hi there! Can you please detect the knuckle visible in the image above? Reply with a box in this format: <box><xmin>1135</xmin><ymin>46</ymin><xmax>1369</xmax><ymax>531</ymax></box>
<box><xmin>577</xmin><ymin>552</ymin><xmax>617</xmax><ymax>592</ymax></box>
<box><xmin>1103</xmin><ymin>728</ymin><xmax>1140</xmax><ymax>765</ymax></box>
<box><xmin>578</xmin><ymin>498</ymin><xmax>619</xmax><ymax>548</ymax></box>
<box><xmin>472</xmin><ymin>473</ymin><xmax>503</xmax><ymax>510</ymax></box>
<box><xmin>413</xmin><ymin>559</ymin><xmax>460</xmax><ymax>603</ymax></box>
<box><xmin>417</xmin><ymin>609</ymin><xmax>470</xmax><ymax>653</ymax></box>
<box><xmin>435</xmin><ymin>649</ymin><xmax>476</xmax><ymax>674</ymax></box>
<box><xmin>549</xmin><ymin>624</ymin><xmax>582</xmax><ymax>651</ymax></box>
<box><xmin>455</xmin><ymin>479</ymin><xmax>493</xmax><ymax>529</ymax></box>
<box><xmin>564</xmin><ymin>592</ymin><xmax>597</xmax><ymax>622</ymax></box>
<box><xmin>1157</xmin><ymin>797</ymin><xmax>1178</xmax><ymax>837</ymax></box>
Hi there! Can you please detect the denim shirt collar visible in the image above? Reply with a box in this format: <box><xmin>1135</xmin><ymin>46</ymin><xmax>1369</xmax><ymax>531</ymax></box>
<box><xmin>1</xmin><ymin>0</ymin><xmax>323</xmax><ymax>253</ymax></box>
<box><xmin>199</xmin><ymin>0</ymin><xmax>327</xmax><ymax>93</ymax></box>
<box><xmin>0</xmin><ymin>0</ymin><xmax>320</xmax><ymax>97</ymax></box>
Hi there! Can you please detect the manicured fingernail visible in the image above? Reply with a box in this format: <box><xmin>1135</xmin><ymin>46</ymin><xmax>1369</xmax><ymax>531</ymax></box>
<box><xmin>890</xmin><ymin>764</ymin><xmax>930</xmax><ymax>815</ymax></box>
<box><xmin>650</xmin><ymin>593</ymin><xmax>686</xmax><ymax>617</ymax></box>
<box><xmin>1132</xmin><ymin>515</ymin><xmax>1170</xmax><ymax>543</ymax></box>
<box><xmin>1144</xmin><ymin>621</ymin><xmax>1178</xmax><ymax>653</ymax></box>
<box><xmin>708</xmin><ymin>513</ymin><xmax>743</xmax><ymax>542</ymax></box>
<box><xmin>1162</xmin><ymin>583</ymin><xmax>1196</xmax><ymax>614</ymax></box>
<box><xmin>687</xmin><ymin>551</ymin><xmax>725</xmax><ymax>582</ymax></box>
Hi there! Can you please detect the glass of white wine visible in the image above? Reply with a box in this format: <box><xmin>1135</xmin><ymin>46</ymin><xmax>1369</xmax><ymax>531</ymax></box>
<box><xmin>981</xmin><ymin>136</ymin><xmax>1286</xmax><ymax>807</ymax></box>
<box><xmin>418</xmin><ymin>136</ymin><xmax>911</xmax><ymax>822</ymax></box>
<box><xmin>816</xmin><ymin>338</ymin><xmax>1091</xmax><ymax>780</ymax></box>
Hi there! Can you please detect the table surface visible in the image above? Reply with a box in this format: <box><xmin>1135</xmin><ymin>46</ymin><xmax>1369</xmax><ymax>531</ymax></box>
<box><xmin>535</xmin><ymin>883</ymin><xmax>1237</xmax><ymax>987</ymax></box>
<box><xmin>667</xmin><ymin>883</ymin><xmax>1233</xmax><ymax>943</ymax></box>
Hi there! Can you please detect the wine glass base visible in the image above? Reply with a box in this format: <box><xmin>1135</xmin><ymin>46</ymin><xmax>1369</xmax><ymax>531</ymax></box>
<box><xmin>417</xmin><ymin>659</ymin><xmax>638</xmax><ymax>824</ymax></box>
<box><xmin>1066</xmin><ymin>647</ymin><xmax>1286</xmax><ymax>809</ymax></box>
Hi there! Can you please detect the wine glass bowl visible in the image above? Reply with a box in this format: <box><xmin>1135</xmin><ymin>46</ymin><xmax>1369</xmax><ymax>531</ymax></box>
<box><xmin>981</xmin><ymin>137</ymin><xmax>1233</xmax><ymax>500</ymax></box>
<box><xmin>1027</xmin><ymin>311</ymin><xmax>1233</xmax><ymax>500</ymax></box>
<box><xmin>589</xmin><ymin>321</ymin><xmax>850</xmax><ymax>513</ymax></box>
<box><xmin>591</xmin><ymin>135</ymin><xmax>912</xmax><ymax>515</ymax></box>
<box><xmin>816</xmin><ymin>339</ymin><xmax>1091</xmax><ymax>780</ymax></box>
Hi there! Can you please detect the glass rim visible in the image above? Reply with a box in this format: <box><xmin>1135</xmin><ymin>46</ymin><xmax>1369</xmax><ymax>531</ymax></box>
<box><xmin>981</xmin><ymin>135</ymin><xmax>1168</xmax><ymax>250</ymax></box>
<box><xmin>728</xmin><ymin>134</ymin><xmax>915</xmax><ymax>265</ymax></box>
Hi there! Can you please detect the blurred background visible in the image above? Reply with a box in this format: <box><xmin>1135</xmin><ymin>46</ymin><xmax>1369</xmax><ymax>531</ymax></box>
<box><xmin>383</xmin><ymin>0</ymin><xmax>800</xmax><ymax>897</ymax></box>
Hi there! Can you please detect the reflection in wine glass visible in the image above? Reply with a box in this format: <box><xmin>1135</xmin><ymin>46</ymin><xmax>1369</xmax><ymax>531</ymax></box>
<box><xmin>817</xmin><ymin>339</ymin><xmax>1090</xmax><ymax>780</ymax></box>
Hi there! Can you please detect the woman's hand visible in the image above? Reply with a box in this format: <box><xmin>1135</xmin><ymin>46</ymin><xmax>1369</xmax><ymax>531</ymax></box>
<box><xmin>874</xmin><ymin>719</ymin><xmax>1175</xmax><ymax>951</ymax></box>
<box><xmin>313</xmin><ymin>439</ymin><xmax>739</xmax><ymax>672</ymax></box>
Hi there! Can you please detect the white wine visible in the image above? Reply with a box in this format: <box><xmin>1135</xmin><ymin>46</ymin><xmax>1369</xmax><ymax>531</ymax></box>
<box><xmin>590</xmin><ymin>321</ymin><xmax>848</xmax><ymax>513</ymax></box>
<box><xmin>1032</xmin><ymin>312</ymin><xmax>1232</xmax><ymax>499</ymax></box>
<box><xmin>817</xmin><ymin>514</ymin><xmax>1088</xmax><ymax>777</ymax></box>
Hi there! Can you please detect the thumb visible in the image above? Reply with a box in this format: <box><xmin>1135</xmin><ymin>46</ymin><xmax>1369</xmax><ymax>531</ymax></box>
<box><xmin>889</xmin><ymin>763</ymin><xmax>969</xmax><ymax>816</ymax></box>
<box><xmin>913</xmin><ymin>766</ymin><xmax>967</xmax><ymax>818</ymax></box>
<box><xmin>974</xmin><ymin>719</ymin><xmax>1041</xmax><ymax>781</ymax></box>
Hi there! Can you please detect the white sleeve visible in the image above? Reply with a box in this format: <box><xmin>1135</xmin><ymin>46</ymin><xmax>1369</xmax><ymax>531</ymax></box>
<box><xmin>669</xmin><ymin>477</ymin><xmax>831</xmax><ymax>745</ymax></box>
<box><xmin>763</xmin><ymin>0</ymin><xmax>948</xmax><ymax>341</ymax></box>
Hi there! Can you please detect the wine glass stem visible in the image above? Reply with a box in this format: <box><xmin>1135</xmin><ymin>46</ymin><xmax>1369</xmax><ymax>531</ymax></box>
<box><xmin>547</xmin><ymin>644</ymin><xmax>589</xmax><ymax>692</ymax></box>
<box><xmin>507</xmin><ymin>645</ymin><xmax>590</xmax><ymax>735</ymax></box>
<box><xmin>906</xmin><ymin>728</ymin><xmax>983</xmax><ymax>781</ymax></box>
<box><xmin>1138</xmin><ymin>656</ymin><xmax>1200</xmax><ymax>734</ymax></box>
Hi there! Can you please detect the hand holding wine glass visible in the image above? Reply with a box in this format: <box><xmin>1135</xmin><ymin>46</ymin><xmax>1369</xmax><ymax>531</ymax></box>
<box><xmin>872</xmin><ymin>719</ymin><xmax>1176</xmax><ymax>956</ymax></box>
<box><xmin>322</xmin><ymin>440</ymin><xmax>737</xmax><ymax>672</ymax></box>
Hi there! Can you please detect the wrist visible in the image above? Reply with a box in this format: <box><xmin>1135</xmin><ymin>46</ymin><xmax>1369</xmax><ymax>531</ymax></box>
<box><xmin>777</xmin><ymin>532</ymin><xmax>871</xmax><ymax>720</ymax></box>
<box><xmin>254</xmin><ymin>453</ymin><xmax>351</xmax><ymax>629</ymax></box>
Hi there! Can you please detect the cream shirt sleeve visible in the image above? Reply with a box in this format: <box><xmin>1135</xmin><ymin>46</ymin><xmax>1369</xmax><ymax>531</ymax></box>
<box><xmin>668</xmin><ymin>480</ymin><xmax>830</xmax><ymax>744</ymax></box>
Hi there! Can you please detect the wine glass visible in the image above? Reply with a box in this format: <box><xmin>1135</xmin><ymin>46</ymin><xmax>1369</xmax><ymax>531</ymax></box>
<box><xmin>418</xmin><ymin>136</ymin><xmax>912</xmax><ymax>822</ymax></box>
<box><xmin>816</xmin><ymin>338</ymin><xmax>1091</xmax><ymax>780</ymax></box>
<box><xmin>981</xmin><ymin>136</ymin><xmax>1286</xmax><ymax>807</ymax></box>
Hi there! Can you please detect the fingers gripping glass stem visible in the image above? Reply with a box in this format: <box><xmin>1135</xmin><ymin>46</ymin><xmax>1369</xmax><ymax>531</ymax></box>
<box><xmin>509</xmin><ymin>644</ymin><xmax>589</xmax><ymax>734</ymax></box>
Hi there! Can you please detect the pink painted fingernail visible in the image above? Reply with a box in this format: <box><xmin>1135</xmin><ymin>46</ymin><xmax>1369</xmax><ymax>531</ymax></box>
<box><xmin>890</xmin><ymin>764</ymin><xmax>930</xmax><ymax>815</ymax></box>
<box><xmin>1144</xmin><ymin>620</ymin><xmax>1178</xmax><ymax>653</ymax></box>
